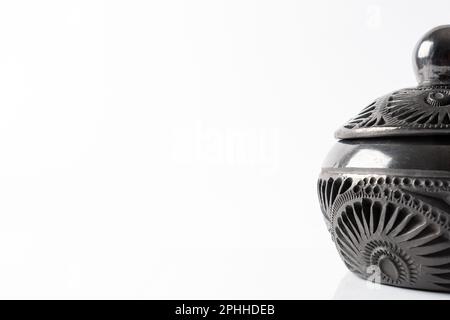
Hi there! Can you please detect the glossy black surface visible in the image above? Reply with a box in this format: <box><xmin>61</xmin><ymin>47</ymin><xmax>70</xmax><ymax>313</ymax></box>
<box><xmin>336</xmin><ymin>25</ymin><xmax>450</xmax><ymax>139</ymax></box>
<box><xmin>319</xmin><ymin>26</ymin><xmax>450</xmax><ymax>293</ymax></box>
<box><xmin>323</xmin><ymin>137</ymin><xmax>450</xmax><ymax>172</ymax></box>
<box><xmin>414</xmin><ymin>25</ymin><xmax>450</xmax><ymax>85</ymax></box>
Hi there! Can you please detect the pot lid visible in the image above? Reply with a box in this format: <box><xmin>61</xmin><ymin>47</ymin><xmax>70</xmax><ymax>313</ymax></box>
<box><xmin>336</xmin><ymin>25</ymin><xmax>450</xmax><ymax>139</ymax></box>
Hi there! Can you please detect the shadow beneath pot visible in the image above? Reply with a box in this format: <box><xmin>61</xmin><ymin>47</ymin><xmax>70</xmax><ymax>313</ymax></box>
<box><xmin>334</xmin><ymin>272</ymin><xmax>450</xmax><ymax>300</ymax></box>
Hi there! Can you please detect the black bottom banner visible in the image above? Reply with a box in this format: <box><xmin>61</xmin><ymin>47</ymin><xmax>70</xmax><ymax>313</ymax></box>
<box><xmin>0</xmin><ymin>300</ymin><xmax>445</xmax><ymax>318</ymax></box>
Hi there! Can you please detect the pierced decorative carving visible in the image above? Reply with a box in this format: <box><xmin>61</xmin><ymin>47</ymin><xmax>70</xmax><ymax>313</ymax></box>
<box><xmin>318</xmin><ymin>173</ymin><xmax>450</xmax><ymax>291</ymax></box>
<box><xmin>385</xmin><ymin>87</ymin><xmax>450</xmax><ymax>126</ymax></box>
<box><xmin>337</xmin><ymin>85</ymin><xmax>450</xmax><ymax>138</ymax></box>
<box><xmin>343</xmin><ymin>101</ymin><xmax>386</xmax><ymax>129</ymax></box>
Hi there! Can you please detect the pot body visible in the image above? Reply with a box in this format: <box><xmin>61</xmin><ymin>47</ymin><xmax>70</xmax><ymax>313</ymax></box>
<box><xmin>318</xmin><ymin>137</ymin><xmax>450</xmax><ymax>291</ymax></box>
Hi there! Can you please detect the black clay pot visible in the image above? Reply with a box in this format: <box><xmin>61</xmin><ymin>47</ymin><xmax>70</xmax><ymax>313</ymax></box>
<box><xmin>319</xmin><ymin>25</ymin><xmax>450</xmax><ymax>292</ymax></box>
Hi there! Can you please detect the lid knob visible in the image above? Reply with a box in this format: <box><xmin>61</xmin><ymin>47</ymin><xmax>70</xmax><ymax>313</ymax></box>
<box><xmin>414</xmin><ymin>25</ymin><xmax>450</xmax><ymax>85</ymax></box>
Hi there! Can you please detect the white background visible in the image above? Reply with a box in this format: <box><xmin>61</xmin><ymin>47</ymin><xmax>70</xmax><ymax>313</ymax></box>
<box><xmin>1</xmin><ymin>0</ymin><xmax>450</xmax><ymax>299</ymax></box>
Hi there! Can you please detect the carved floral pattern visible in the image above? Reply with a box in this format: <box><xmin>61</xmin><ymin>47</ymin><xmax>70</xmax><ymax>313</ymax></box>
<box><xmin>318</xmin><ymin>173</ymin><xmax>450</xmax><ymax>291</ymax></box>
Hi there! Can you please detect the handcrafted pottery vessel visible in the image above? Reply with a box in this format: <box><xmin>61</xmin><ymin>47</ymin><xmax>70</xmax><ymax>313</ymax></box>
<box><xmin>318</xmin><ymin>25</ymin><xmax>450</xmax><ymax>292</ymax></box>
